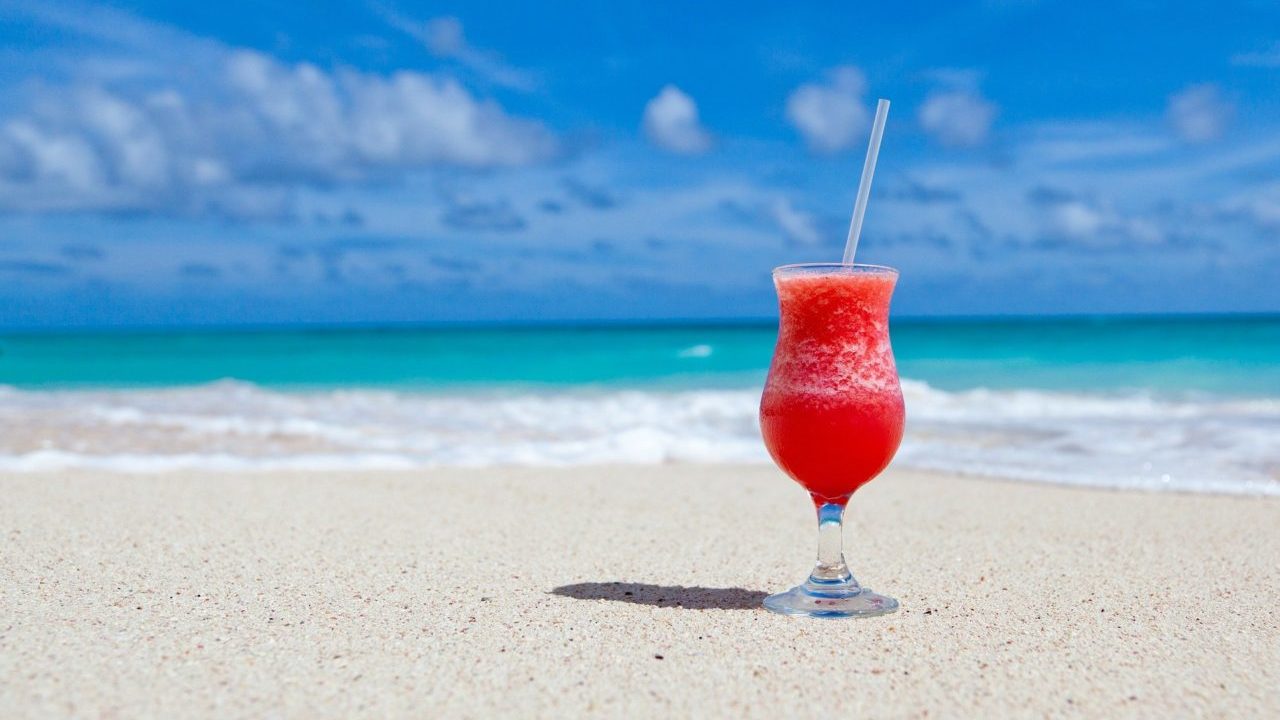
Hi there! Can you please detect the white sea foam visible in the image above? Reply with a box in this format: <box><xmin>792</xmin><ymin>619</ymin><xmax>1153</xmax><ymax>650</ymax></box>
<box><xmin>0</xmin><ymin>379</ymin><xmax>1276</xmax><ymax>495</ymax></box>
<box><xmin>677</xmin><ymin>344</ymin><xmax>714</xmax><ymax>358</ymax></box>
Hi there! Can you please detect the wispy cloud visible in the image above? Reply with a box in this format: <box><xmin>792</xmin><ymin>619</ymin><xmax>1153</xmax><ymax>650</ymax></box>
<box><xmin>1215</xmin><ymin>182</ymin><xmax>1280</xmax><ymax>232</ymax></box>
<box><xmin>715</xmin><ymin>193</ymin><xmax>827</xmax><ymax>246</ymax></box>
<box><xmin>785</xmin><ymin>66</ymin><xmax>869</xmax><ymax>154</ymax></box>
<box><xmin>376</xmin><ymin>9</ymin><xmax>538</xmax><ymax>92</ymax></box>
<box><xmin>1231</xmin><ymin>41</ymin><xmax>1280</xmax><ymax>68</ymax></box>
<box><xmin>1018</xmin><ymin>122</ymin><xmax>1173</xmax><ymax>165</ymax></box>
<box><xmin>769</xmin><ymin>198</ymin><xmax>823</xmax><ymax>245</ymax></box>
<box><xmin>918</xmin><ymin>70</ymin><xmax>998</xmax><ymax>148</ymax></box>
<box><xmin>2</xmin><ymin>0</ymin><xmax>228</xmax><ymax>70</ymax></box>
<box><xmin>642</xmin><ymin>86</ymin><xmax>712</xmax><ymax>155</ymax></box>
<box><xmin>869</xmin><ymin>117</ymin><xmax>1280</xmax><ymax>266</ymax></box>
<box><xmin>1027</xmin><ymin>187</ymin><xmax>1163</xmax><ymax>246</ymax></box>
<box><xmin>1166</xmin><ymin>84</ymin><xmax>1233</xmax><ymax>143</ymax></box>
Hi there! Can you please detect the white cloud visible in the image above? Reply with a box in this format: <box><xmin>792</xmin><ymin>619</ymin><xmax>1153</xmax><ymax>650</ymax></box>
<box><xmin>868</xmin><ymin>115</ymin><xmax>1265</xmax><ymax>255</ymax></box>
<box><xmin>379</xmin><ymin>10</ymin><xmax>537</xmax><ymax>92</ymax></box>
<box><xmin>785</xmin><ymin>66</ymin><xmax>869</xmax><ymax>154</ymax></box>
<box><xmin>3</xmin><ymin>119</ymin><xmax>106</xmax><ymax>192</ymax></box>
<box><xmin>1231</xmin><ymin>42</ymin><xmax>1280</xmax><ymax>68</ymax></box>
<box><xmin>1030</xmin><ymin>189</ymin><xmax>1163</xmax><ymax>246</ymax></box>
<box><xmin>227</xmin><ymin>51</ymin><xmax>554</xmax><ymax>170</ymax></box>
<box><xmin>1048</xmin><ymin>200</ymin><xmax>1103</xmax><ymax>236</ymax></box>
<box><xmin>424</xmin><ymin>16</ymin><xmax>466</xmax><ymax>55</ymax></box>
<box><xmin>1018</xmin><ymin>121</ymin><xmax>1172</xmax><ymax>165</ymax></box>
<box><xmin>769</xmin><ymin>198</ymin><xmax>822</xmax><ymax>245</ymax></box>
<box><xmin>1167</xmin><ymin>84</ymin><xmax>1233</xmax><ymax>143</ymax></box>
<box><xmin>642</xmin><ymin>85</ymin><xmax>712</xmax><ymax>155</ymax></box>
<box><xmin>919</xmin><ymin>86</ymin><xmax>998</xmax><ymax>148</ymax></box>
<box><xmin>1216</xmin><ymin>183</ymin><xmax>1280</xmax><ymax>231</ymax></box>
<box><xmin>0</xmin><ymin>49</ymin><xmax>557</xmax><ymax>218</ymax></box>
<box><xmin>1044</xmin><ymin>199</ymin><xmax>1152</xmax><ymax>242</ymax></box>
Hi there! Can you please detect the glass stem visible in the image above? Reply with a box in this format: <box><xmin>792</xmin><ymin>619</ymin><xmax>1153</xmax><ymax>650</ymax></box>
<box><xmin>809</xmin><ymin>502</ymin><xmax>855</xmax><ymax>586</ymax></box>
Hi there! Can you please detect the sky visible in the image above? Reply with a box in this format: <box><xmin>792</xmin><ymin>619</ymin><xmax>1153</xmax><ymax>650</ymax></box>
<box><xmin>0</xmin><ymin>0</ymin><xmax>1278</xmax><ymax>328</ymax></box>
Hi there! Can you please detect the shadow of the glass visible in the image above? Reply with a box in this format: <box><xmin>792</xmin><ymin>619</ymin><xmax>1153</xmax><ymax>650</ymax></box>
<box><xmin>551</xmin><ymin>582</ymin><xmax>767</xmax><ymax>610</ymax></box>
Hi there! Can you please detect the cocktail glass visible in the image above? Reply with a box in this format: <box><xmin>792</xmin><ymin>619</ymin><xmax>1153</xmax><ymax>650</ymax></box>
<box><xmin>759</xmin><ymin>263</ymin><xmax>905</xmax><ymax>618</ymax></box>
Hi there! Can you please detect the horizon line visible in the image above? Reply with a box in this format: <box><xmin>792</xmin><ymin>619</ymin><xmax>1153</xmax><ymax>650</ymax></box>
<box><xmin>2</xmin><ymin>310</ymin><xmax>1278</xmax><ymax>337</ymax></box>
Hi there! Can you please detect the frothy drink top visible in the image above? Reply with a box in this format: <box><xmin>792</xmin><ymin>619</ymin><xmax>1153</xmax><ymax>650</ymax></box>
<box><xmin>768</xmin><ymin>267</ymin><xmax>899</xmax><ymax>400</ymax></box>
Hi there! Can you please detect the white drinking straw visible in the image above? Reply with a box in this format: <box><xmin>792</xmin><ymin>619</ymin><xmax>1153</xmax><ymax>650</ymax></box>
<box><xmin>842</xmin><ymin>98</ymin><xmax>890</xmax><ymax>265</ymax></box>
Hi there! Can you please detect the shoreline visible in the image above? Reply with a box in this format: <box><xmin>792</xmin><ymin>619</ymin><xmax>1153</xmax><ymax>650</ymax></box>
<box><xmin>2</xmin><ymin>377</ymin><xmax>1275</xmax><ymax>497</ymax></box>
<box><xmin>0</xmin><ymin>456</ymin><xmax>1277</xmax><ymax>499</ymax></box>
<box><xmin>2</xmin><ymin>465</ymin><xmax>1277</xmax><ymax>717</ymax></box>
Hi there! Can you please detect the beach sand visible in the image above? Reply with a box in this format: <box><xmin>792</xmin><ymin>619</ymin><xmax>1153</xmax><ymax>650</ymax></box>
<box><xmin>1</xmin><ymin>466</ymin><xmax>1277</xmax><ymax>718</ymax></box>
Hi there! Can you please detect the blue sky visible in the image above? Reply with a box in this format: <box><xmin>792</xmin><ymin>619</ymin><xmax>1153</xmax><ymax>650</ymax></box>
<box><xmin>1</xmin><ymin>0</ymin><xmax>1278</xmax><ymax>328</ymax></box>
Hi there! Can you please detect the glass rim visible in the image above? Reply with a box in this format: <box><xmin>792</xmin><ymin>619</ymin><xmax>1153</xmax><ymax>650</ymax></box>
<box><xmin>772</xmin><ymin>262</ymin><xmax>898</xmax><ymax>277</ymax></box>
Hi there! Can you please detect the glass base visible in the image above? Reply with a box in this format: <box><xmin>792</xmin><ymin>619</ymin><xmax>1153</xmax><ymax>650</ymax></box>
<box><xmin>763</xmin><ymin>579</ymin><xmax>899</xmax><ymax>619</ymax></box>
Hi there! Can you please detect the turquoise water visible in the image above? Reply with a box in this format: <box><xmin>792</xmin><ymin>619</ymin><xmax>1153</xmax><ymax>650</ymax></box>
<box><xmin>1</xmin><ymin>316</ymin><xmax>1277</xmax><ymax>396</ymax></box>
<box><xmin>0</xmin><ymin>316</ymin><xmax>1276</xmax><ymax>492</ymax></box>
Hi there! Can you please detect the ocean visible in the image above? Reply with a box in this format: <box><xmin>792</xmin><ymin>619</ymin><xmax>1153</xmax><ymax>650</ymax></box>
<box><xmin>1</xmin><ymin>316</ymin><xmax>1277</xmax><ymax>494</ymax></box>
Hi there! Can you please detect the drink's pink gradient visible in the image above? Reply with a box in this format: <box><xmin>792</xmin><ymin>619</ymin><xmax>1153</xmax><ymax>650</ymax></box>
<box><xmin>759</xmin><ymin>268</ymin><xmax>905</xmax><ymax>504</ymax></box>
